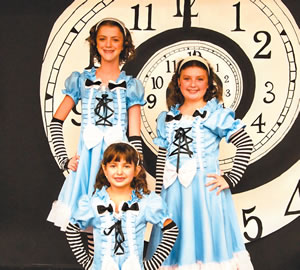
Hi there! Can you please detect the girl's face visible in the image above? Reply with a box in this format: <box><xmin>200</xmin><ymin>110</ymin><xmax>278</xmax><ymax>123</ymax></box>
<box><xmin>102</xmin><ymin>157</ymin><xmax>139</xmax><ymax>190</ymax></box>
<box><xmin>96</xmin><ymin>25</ymin><xmax>124</xmax><ymax>64</ymax></box>
<box><xmin>178</xmin><ymin>66</ymin><xmax>209</xmax><ymax>104</ymax></box>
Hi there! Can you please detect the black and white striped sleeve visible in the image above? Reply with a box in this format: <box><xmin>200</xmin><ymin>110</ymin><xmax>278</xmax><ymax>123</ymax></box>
<box><xmin>50</xmin><ymin>117</ymin><xmax>69</xmax><ymax>171</ymax></box>
<box><xmin>223</xmin><ymin>128</ymin><xmax>253</xmax><ymax>189</ymax></box>
<box><xmin>128</xmin><ymin>136</ymin><xmax>143</xmax><ymax>161</ymax></box>
<box><xmin>65</xmin><ymin>223</ymin><xmax>93</xmax><ymax>270</ymax></box>
<box><xmin>143</xmin><ymin>221</ymin><xmax>178</xmax><ymax>270</ymax></box>
<box><xmin>155</xmin><ymin>147</ymin><xmax>167</xmax><ymax>195</ymax></box>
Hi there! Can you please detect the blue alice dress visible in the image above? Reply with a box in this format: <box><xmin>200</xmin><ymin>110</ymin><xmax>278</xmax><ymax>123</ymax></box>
<box><xmin>72</xmin><ymin>187</ymin><xmax>170</xmax><ymax>270</ymax></box>
<box><xmin>146</xmin><ymin>98</ymin><xmax>253</xmax><ymax>269</ymax></box>
<box><xmin>47</xmin><ymin>67</ymin><xmax>145</xmax><ymax>231</ymax></box>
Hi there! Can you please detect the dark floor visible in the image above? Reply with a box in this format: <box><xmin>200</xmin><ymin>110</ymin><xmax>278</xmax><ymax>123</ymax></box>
<box><xmin>0</xmin><ymin>266</ymin><xmax>80</xmax><ymax>270</ymax></box>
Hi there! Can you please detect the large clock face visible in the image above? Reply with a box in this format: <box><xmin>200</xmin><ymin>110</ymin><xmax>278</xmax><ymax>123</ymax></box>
<box><xmin>40</xmin><ymin>0</ymin><xmax>299</xmax><ymax>244</ymax></box>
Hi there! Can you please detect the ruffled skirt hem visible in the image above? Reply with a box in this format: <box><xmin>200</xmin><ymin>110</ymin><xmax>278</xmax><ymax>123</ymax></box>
<box><xmin>47</xmin><ymin>200</ymin><xmax>71</xmax><ymax>231</ymax></box>
<box><xmin>160</xmin><ymin>250</ymin><xmax>253</xmax><ymax>270</ymax></box>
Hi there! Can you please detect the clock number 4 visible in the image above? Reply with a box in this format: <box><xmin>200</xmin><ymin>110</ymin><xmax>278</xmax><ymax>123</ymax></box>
<box><xmin>232</xmin><ymin>2</ymin><xmax>271</xmax><ymax>59</ymax></box>
<box><xmin>242</xmin><ymin>206</ymin><xmax>263</xmax><ymax>242</ymax></box>
<box><xmin>251</xmin><ymin>113</ymin><xmax>266</xmax><ymax>133</ymax></box>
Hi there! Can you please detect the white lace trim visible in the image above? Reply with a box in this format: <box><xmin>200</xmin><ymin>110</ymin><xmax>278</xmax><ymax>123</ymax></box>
<box><xmin>47</xmin><ymin>200</ymin><xmax>71</xmax><ymax>231</ymax></box>
<box><xmin>159</xmin><ymin>250</ymin><xmax>253</xmax><ymax>270</ymax></box>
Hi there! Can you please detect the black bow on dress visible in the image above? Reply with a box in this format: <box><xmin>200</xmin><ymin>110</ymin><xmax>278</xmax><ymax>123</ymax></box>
<box><xmin>108</xmin><ymin>81</ymin><xmax>127</xmax><ymax>90</ymax></box>
<box><xmin>97</xmin><ymin>204</ymin><xmax>113</xmax><ymax>214</ymax></box>
<box><xmin>121</xmin><ymin>202</ymin><xmax>139</xmax><ymax>212</ymax></box>
<box><xmin>85</xmin><ymin>78</ymin><xmax>102</xmax><ymax>87</ymax></box>
<box><xmin>165</xmin><ymin>114</ymin><xmax>182</xmax><ymax>122</ymax></box>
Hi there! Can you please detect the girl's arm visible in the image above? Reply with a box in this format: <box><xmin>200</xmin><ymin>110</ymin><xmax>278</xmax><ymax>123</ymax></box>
<box><xmin>65</xmin><ymin>222</ymin><xmax>93</xmax><ymax>270</ymax></box>
<box><xmin>128</xmin><ymin>104</ymin><xmax>143</xmax><ymax>157</ymax></box>
<box><xmin>207</xmin><ymin>128</ymin><xmax>253</xmax><ymax>194</ymax></box>
<box><xmin>155</xmin><ymin>147</ymin><xmax>167</xmax><ymax>194</ymax></box>
<box><xmin>223</xmin><ymin>128</ymin><xmax>253</xmax><ymax>188</ymax></box>
<box><xmin>50</xmin><ymin>96</ymin><xmax>79</xmax><ymax>171</ymax></box>
<box><xmin>143</xmin><ymin>219</ymin><xmax>178</xmax><ymax>270</ymax></box>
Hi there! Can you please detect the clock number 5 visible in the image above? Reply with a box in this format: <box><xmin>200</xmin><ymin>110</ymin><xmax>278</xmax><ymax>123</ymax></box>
<box><xmin>242</xmin><ymin>206</ymin><xmax>263</xmax><ymax>242</ymax></box>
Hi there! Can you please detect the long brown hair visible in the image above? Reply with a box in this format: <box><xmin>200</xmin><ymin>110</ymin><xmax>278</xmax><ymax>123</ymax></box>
<box><xmin>86</xmin><ymin>19</ymin><xmax>136</xmax><ymax>65</ymax></box>
<box><xmin>166</xmin><ymin>58</ymin><xmax>223</xmax><ymax>110</ymax></box>
<box><xmin>95</xmin><ymin>142</ymin><xmax>150</xmax><ymax>198</ymax></box>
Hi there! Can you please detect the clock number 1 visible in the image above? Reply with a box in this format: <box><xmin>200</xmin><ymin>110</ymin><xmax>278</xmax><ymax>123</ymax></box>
<box><xmin>232</xmin><ymin>2</ymin><xmax>245</xmax><ymax>32</ymax></box>
<box><xmin>242</xmin><ymin>206</ymin><xmax>263</xmax><ymax>241</ymax></box>
<box><xmin>131</xmin><ymin>4</ymin><xmax>155</xmax><ymax>31</ymax></box>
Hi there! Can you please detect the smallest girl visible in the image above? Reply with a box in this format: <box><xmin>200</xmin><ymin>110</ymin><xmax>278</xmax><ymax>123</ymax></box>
<box><xmin>65</xmin><ymin>142</ymin><xmax>178</xmax><ymax>270</ymax></box>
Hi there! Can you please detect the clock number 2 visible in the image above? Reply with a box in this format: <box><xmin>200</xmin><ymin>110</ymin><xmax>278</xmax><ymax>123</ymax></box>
<box><xmin>242</xmin><ymin>206</ymin><xmax>263</xmax><ymax>242</ymax></box>
<box><xmin>254</xmin><ymin>31</ymin><xmax>272</xmax><ymax>59</ymax></box>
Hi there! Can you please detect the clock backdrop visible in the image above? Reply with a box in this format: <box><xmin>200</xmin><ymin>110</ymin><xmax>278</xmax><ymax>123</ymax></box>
<box><xmin>0</xmin><ymin>0</ymin><xmax>299</xmax><ymax>269</ymax></box>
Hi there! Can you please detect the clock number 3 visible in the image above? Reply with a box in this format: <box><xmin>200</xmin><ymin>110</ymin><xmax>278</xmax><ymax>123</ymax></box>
<box><xmin>242</xmin><ymin>206</ymin><xmax>263</xmax><ymax>242</ymax></box>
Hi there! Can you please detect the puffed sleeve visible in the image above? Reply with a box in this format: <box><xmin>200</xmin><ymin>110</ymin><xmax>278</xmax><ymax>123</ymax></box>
<box><xmin>62</xmin><ymin>71</ymin><xmax>82</xmax><ymax>105</ymax></box>
<box><xmin>205</xmin><ymin>107</ymin><xmax>245</xmax><ymax>142</ymax></box>
<box><xmin>70</xmin><ymin>195</ymin><xmax>95</xmax><ymax>229</ymax></box>
<box><xmin>126</xmin><ymin>78</ymin><xmax>146</xmax><ymax>108</ymax></box>
<box><xmin>144</xmin><ymin>192</ymin><xmax>170</xmax><ymax>228</ymax></box>
<box><xmin>153</xmin><ymin>111</ymin><xmax>169</xmax><ymax>149</ymax></box>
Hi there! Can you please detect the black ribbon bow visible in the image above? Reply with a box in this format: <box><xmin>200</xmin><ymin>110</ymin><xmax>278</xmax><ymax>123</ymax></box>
<box><xmin>85</xmin><ymin>78</ymin><xmax>102</xmax><ymax>87</ymax></box>
<box><xmin>108</xmin><ymin>81</ymin><xmax>127</xmax><ymax>90</ymax></box>
<box><xmin>192</xmin><ymin>110</ymin><xmax>207</xmax><ymax>118</ymax></box>
<box><xmin>165</xmin><ymin>113</ymin><xmax>182</xmax><ymax>122</ymax></box>
<box><xmin>104</xmin><ymin>220</ymin><xmax>125</xmax><ymax>255</ymax></box>
<box><xmin>121</xmin><ymin>202</ymin><xmax>139</xmax><ymax>212</ymax></box>
<box><xmin>97</xmin><ymin>204</ymin><xmax>113</xmax><ymax>214</ymax></box>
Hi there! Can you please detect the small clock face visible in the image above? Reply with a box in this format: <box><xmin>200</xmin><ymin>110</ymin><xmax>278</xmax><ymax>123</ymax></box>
<box><xmin>40</xmin><ymin>0</ymin><xmax>299</xmax><ymax>244</ymax></box>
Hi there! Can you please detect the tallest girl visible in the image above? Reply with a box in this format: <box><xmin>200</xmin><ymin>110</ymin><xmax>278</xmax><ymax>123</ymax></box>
<box><xmin>47</xmin><ymin>18</ymin><xmax>145</xmax><ymax>234</ymax></box>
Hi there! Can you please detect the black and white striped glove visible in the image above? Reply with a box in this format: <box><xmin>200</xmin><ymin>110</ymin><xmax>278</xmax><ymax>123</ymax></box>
<box><xmin>50</xmin><ymin>117</ymin><xmax>69</xmax><ymax>171</ymax></box>
<box><xmin>155</xmin><ymin>147</ymin><xmax>167</xmax><ymax>195</ymax></box>
<box><xmin>65</xmin><ymin>223</ymin><xmax>93</xmax><ymax>270</ymax></box>
<box><xmin>143</xmin><ymin>221</ymin><xmax>179</xmax><ymax>270</ymax></box>
<box><xmin>223</xmin><ymin>129</ymin><xmax>253</xmax><ymax>188</ymax></box>
<box><xmin>128</xmin><ymin>136</ymin><xmax>143</xmax><ymax>162</ymax></box>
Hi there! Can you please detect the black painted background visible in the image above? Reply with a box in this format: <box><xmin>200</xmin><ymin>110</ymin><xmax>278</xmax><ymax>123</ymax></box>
<box><xmin>0</xmin><ymin>0</ymin><xmax>299</xmax><ymax>269</ymax></box>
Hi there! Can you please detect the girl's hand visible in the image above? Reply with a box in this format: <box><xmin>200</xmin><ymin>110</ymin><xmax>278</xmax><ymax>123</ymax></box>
<box><xmin>206</xmin><ymin>173</ymin><xmax>229</xmax><ymax>195</ymax></box>
<box><xmin>68</xmin><ymin>154</ymin><xmax>80</xmax><ymax>171</ymax></box>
